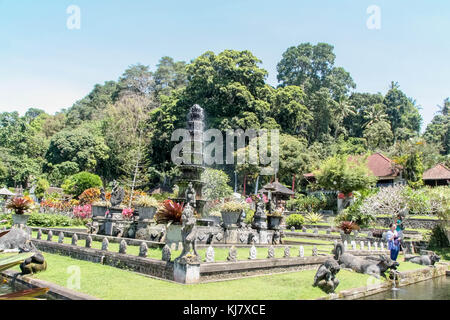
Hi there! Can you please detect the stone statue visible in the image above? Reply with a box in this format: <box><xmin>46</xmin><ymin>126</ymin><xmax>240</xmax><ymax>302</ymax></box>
<box><xmin>100</xmin><ymin>188</ymin><xmax>106</xmax><ymax>202</ymax></box>
<box><xmin>404</xmin><ymin>253</ymin><xmax>440</xmax><ymax>266</ymax></box>
<box><xmin>252</xmin><ymin>194</ymin><xmax>267</xmax><ymax>230</ymax></box>
<box><xmin>338</xmin><ymin>253</ymin><xmax>399</xmax><ymax>279</ymax></box>
<box><xmin>227</xmin><ymin>246</ymin><xmax>237</xmax><ymax>262</ymax></box>
<box><xmin>313</xmin><ymin>259</ymin><xmax>340</xmax><ymax>293</ymax></box>
<box><xmin>110</xmin><ymin>180</ymin><xmax>125</xmax><ymax>207</ymax></box>
<box><xmin>18</xmin><ymin>241</ymin><xmax>47</xmax><ymax>275</ymax></box>
<box><xmin>177</xmin><ymin>204</ymin><xmax>200</xmax><ymax>263</ymax></box>
<box><xmin>185</xmin><ymin>182</ymin><xmax>196</xmax><ymax>208</ymax></box>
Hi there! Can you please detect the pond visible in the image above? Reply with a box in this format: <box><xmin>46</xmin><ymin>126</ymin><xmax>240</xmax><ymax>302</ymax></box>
<box><xmin>360</xmin><ymin>276</ymin><xmax>450</xmax><ymax>300</ymax></box>
<box><xmin>0</xmin><ymin>280</ymin><xmax>54</xmax><ymax>300</ymax></box>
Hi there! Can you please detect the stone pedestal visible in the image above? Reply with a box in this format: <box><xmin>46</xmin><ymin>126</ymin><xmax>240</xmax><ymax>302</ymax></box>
<box><xmin>173</xmin><ymin>260</ymin><xmax>200</xmax><ymax>284</ymax></box>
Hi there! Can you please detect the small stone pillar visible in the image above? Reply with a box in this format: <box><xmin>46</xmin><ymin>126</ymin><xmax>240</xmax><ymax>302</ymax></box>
<box><xmin>360</xmin><ymin>241</ymin><xmax>364</xmax><ymax>250</ymax></box>
<box><xmin>249</xmin><ymin>245</ymin><xmax>257</xmax><ymax>260</ymax></box>
<box><xmin>119</xmin><ymin>240</ymin><xmax>127</xmax><ymax>254</ymax></box>
<box><xmin>299</xmin><ymin>246</ymin><xmax>304</xmax><ymax>258</ymax></box>
<box><xmin>162</xmin><ymin>245</ymin><xmax>171</xmax><ymax>262</ymax></box>
<box><xmin>283</xmin><ymin>246</ymin><xmax>290</xmax><ymax>258</ymax></box>
<box><xmin>267</xmin><ymin>246</ymin><xmax>275</xmax><ymax>259</ymax></box>
<box><xmin>86</xmin><ymin>235</ymin><xmax>92</xmax><ymax>248</ymax></box>
<box><xmin>312</xmin><ymin>246</ymin><xmax>318</xmax><ymax>256</ymax></box>
<box><xmin>37</xmin><ymin>229</ymin><xmax>42</xmax><ymax>240</ymax></box>
<box><xmin>71</xmin><ymin>234</ymin><xmax>78</xmax><ymax>246</ymax></box>
<box><xmin>227</xmin><ymin>246</ymin><xmax>237</xmax><ymax>262</ymax></box>
<box><xmin>205</xmin><ymin>245</ymin><xmax>215</xmax><ymax>262</ymax></box>
<box><xmin>313</xmin><ymin>228</ymin><xmax>318</xmax><ymax>234</ymax></box>
<box><xmin>173</xmin><ymin>258</ymin><xmax>200</xmax><ymax>284</ymax></box>
<box><xmin>139</xmin><ymin>242</ymin><xmax>148</xmax><ymax>258</ymax></box>
<box><xmin>47</xmin><ymin>231</ymin><xmax>53</xmax><ymax>242</ymax></box>
<box><xmin>101</xmin><ymin>237</ymin><xmax>109</xmax><ymax>251</ymax></box>
<box><xmin>58</xmin><ymin>232</ymin><xmax>64</xmax><ymax>244</ymax></box>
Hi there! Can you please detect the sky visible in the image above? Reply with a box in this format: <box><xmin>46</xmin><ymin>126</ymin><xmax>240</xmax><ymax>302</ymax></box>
<box><xmin>0</xmin><ymin>0</ymin><xmax>449</xmax><ymax>130</ymax></box>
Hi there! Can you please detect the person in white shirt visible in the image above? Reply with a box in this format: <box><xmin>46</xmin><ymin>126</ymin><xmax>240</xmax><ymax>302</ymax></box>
<box><xmin>386</xmin><ymin>223</ymin><xmax>401</xmax><ymax>261</ymax></box>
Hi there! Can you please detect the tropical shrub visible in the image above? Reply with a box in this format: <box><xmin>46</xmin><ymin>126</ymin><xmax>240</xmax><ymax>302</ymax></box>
<box><xmin>34</xmin><ymin>178</ymin><xmax>50</xmax><ymax>200</ymax></box>
<box><xmin>286</xmin><ymin>194</ymin><xmax>326</xmax><ymax>212</ymax></box>
<box><xmin>285</xmin><ymin>214</ymin><xmax>305</xmax><ymax>229</ymax></box>
<box><xmin>135</xmin><ymin>195</ymin><xmax>160</xmax><ymax>208</ymax></box>
<box><xmin>314</xmin><ymin>154</ymin><xmax>377</xmax><ymax>194</ymax></box>
<box><xmin>427</xmin><ymin>224</ymin><xmax>450</xmax><ymax>248</ymax></box>
<box><xmin>62</xmin><ymin>172</ymin><xmax>103</xmax><ymax>198</ymax></box>
<box><xmin>6</xmin><ymin>197</ymin><xmax>33</xmax><ymax>215</ymax></box>
<box><xmin>304</xmin><ymin>212</ymin><xmax>324</xmax><ymax>224</ymax></box>
<box><xmin>25</xmin><ymin>213</ymin><xmax>84</xmax><ymax>227</ymax></box>
<box><xmin>244</xmin><ymin>208</ymin><xmax>255</xmax><ymax>224</ymax></box>
<box><xmin>202</xmin><ymin>168</ymin><xmax>233</xmax><ymax>201</ymax></box>
<box><xmin>219</xmin><ymin>201</ymin><xmax>249</xmax><ymax>213</ymax></box>
<box><xmin>155</xmin><ymin>200</ymin><xmax>184</xmax><ymax>224</ymax></box>
<box><xmin>78</xmin><ymin>188</ymin><xmax>101</xmax><ymax>205</ymax></box>
<box><xmin>358</xmin><ymin>185</ymin><xmax>408</xmax><ymax>217</ymax></box>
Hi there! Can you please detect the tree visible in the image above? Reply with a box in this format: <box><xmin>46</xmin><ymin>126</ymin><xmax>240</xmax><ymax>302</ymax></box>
<box><xmin>394</xmin><ymin>150</ymin><xmax>424</xmax><ymax>189</ymax></box>
<box><xmin>314</xmin><ymin>154</ymin><xmax>377</xmax><ymax>194</ymax></box>
<box><xmin>153</xmin><ymin>56</ymin><xmax>188</xmax><ymax>98</ymax></box>
<box><xmin>363</xmin><ymin>120</ymin><xmax>394</xmax><ymax>150</ymax></box>
<box><xmin>66</xmin><ymin>81</ymin><xmax>119</xmax><ymax>125</ymax></box>
<box><xmin>35</xmin><ymin>178</ymin><xmax>50</xmax><ymax>200</ymax></box>
<box><xmin>62</xmin><ymin>172</ymin><xmax>103</xmax><ymax>198</ymax></box>
<box><xmin>424</xmin><ymin>98</ymin><xmax>450</xmax><ymax>155</ymax></box>
<box><xmin>383</xmin><ymin>82</ymin><xmax>422</xmax><ymax>142</ymax></box>
<box><xmin>45</xmin><ymin>124</ymin><xmax>109</xmax><ymax>175</ymax></box>
<box><xmin>117</xmin><ymin>63</ymin><xmax>155</xmax><ymax>98</ymax></box>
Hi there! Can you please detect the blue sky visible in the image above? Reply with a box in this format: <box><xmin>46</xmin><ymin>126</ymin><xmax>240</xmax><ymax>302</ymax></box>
<box><xmin>1</xmin><ymin>0</ymin><xmax>449</xmax><ymax>130</ymax></box>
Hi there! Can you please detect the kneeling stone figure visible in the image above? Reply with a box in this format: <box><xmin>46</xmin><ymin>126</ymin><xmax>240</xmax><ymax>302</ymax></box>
<box><xmin>313</xmin><ymin>259</ymin><xmax>340</xmax><ymax>293</ymax></box>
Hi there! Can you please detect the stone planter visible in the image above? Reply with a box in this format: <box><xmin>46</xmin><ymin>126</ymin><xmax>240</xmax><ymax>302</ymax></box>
<box><xmin>267</xmin><ymin>215</ymin><xmax>282</xmax><ymax>230</ymax></box>
<box><xmin>137</xmin><ymin>206</ymin><xmax>157</xmax><ymax>220</ymax></box>
<box><xmin>12</xmin><ymin>214</ymin><xmax>30</xmax><ymax>226</ymax></box>
<box><xmin>92</xmin><ymin>205</ymin><xmax>107</xmax><ymax>217</ymax></box>
<box><xmin>220</xmin><ymin>211</ymin><xmax>241</xmax><ymax>228</ymax></box>
<box><xmin>166</xmin><ymin>223</ymin><xmax>182</xmax><ymax>245</ymax></box>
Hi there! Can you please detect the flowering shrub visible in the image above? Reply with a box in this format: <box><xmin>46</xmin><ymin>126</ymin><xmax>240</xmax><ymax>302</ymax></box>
<box><xmin>245</xmin><ymin>194</ymin><xmax>268</xmax><ymax>204</ymax></box>
<box><xmin>122</xmin><ymin>208</ymin><xmax>134</xmax><ymax>220</ymax></box>
<box><xmin>40</xmin><ymin>199</ymin><xmax>74</xmax><ymax>213</ymax></box>
<box><xmin>155</xmin><ymin>200</ymin><xmax>184</xmax><ymax>223</ymax></box>
<box><xmin>73</xmin><ymin>204</ymin><xmax>92</xmax><ymax>220</ymax></box>
<box><xmin>78</xmin><ymin>188</ymin><xmax>101</xmax><ymax>205</ymax></box>
<box><xmin>6</xmin><ymin>197</ymin><xmax>33</xmax><ymax>215</ymax></box>
<box><xmin>338</xmin><ymin>221</ymin><xmax>360</xmax><ymax>234</ymax></box>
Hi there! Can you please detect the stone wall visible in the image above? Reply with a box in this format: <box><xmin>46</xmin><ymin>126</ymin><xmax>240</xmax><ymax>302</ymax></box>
<box><xmin>32</xmin><ymin>227</ymin><xmax>164</xmax><ymax>249</ymax></box>
<box><xmin>375</xmin><ymin>217</ymin><xmax>441</xmax><ymax>230</ymax></box>
<box><xmin>32</xmin><ymin>240</ymin><xmax>174</xmax><ymax>281</ymax></box>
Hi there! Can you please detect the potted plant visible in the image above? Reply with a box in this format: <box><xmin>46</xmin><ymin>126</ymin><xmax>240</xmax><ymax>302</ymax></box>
<box><xmin>338</xmin><ymin>221</ymin><xmax>360</xmax><ymax>242</ymax></box>
<box><xmin>267</xmin><ymin>206</ymin><xmax>284</xmax><ymax>230</ymax></box>
<box><xmin>155</xmin><ymin>200</ymin><xmax>184</xmax><ymax>244</ymax></box>
<box><xmin>91</xmin><ymin>200</ymin><xmax>110</xmax><ymax>217</ymax></box>
<box><xmin>135</xmin><ymin>195</ymin><xmax>160</xmax><ymax>220</ymax></box>
<box><xmin>6</xmin><ymin>197</ymin><xmax>33</xmax><ymax>226</ymax></box>
<box><xmin>219</xmin><ymin>201</ymin><xmax>249</xmax><ymax>228</ymax></box>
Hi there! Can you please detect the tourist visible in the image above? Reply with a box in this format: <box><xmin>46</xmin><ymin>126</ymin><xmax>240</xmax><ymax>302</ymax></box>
<box><xmin>396</xmin><ymin>214</ymin><xmax>405</xmax><ymax>253</ymax></box>
<box><xmin>387</xmin><ymin>223</ymin><xmax>401</xmax><ymax>261</ymax></box>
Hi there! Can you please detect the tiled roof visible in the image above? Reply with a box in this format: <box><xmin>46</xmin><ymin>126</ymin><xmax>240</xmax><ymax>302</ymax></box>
<box><xmin>366</xmin><ymin>153</ymin><xmax>402</xmax><ymax>178</ymax></box>
<box><xmin>259</xmin><ymin>181</ymin><xmax>294</xmax><ymax>195</ymax></box>
<box><xmin>423</xmin><ymin>164</ymin><xmax>450</xmax><ymax>180</ymax></box>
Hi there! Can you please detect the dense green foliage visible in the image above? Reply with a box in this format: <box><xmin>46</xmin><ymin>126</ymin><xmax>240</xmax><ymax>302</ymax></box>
<box><xmin>62</xmin><ymin>172</ymin><xmax>103</xmax><ymax>198</ymax></box>
<box><xmin>0</xmin><ymin>212</ymin><xmax>85</xmax><ymax>228</ymax></box>
<box><xmin>285</xmin><ymin>214</ymin><xmax>305</xmax><ymax>229</ymax></box>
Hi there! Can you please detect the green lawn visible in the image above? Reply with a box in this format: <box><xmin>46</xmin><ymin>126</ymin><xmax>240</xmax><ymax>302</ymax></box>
<box><xmin>22</xmin><ymin>252</ymin><xmax>377</xmax><ymax>300</ymax></box>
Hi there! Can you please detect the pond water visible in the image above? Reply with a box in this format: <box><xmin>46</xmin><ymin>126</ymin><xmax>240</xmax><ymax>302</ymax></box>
<box><xmin>0</xmin><ymin>280</ymin><xmax>54</xmax><ymax>300</ymax></box>
<box><xmin>360</xmin><ymin>276</ymin><xmax>450</xmax><ymax>300</ymax></box>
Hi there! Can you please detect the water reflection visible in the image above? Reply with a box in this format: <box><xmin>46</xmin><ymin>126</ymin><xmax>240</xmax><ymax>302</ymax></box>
<box><xmin>361</xmin><ymin>276</ymin><xmax>450</xmax><ymax>300</ymax></box>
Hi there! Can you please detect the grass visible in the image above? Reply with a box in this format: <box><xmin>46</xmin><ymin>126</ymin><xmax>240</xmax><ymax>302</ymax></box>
<box><xmin>19</xmin><ymin>252</ymin><xmax>376</xmax><ymax>300</ymax></box>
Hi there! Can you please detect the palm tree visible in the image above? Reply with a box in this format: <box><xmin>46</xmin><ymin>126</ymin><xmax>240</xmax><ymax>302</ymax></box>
<box><xmin>363</xmin><ymin>103</ymin><xmax>388</xmax><ymax>128</ymax></box>
<box><xmin>333</xmin><ymin>97</ymin><xmax>356</xmax><ymax>139</ymax></box>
